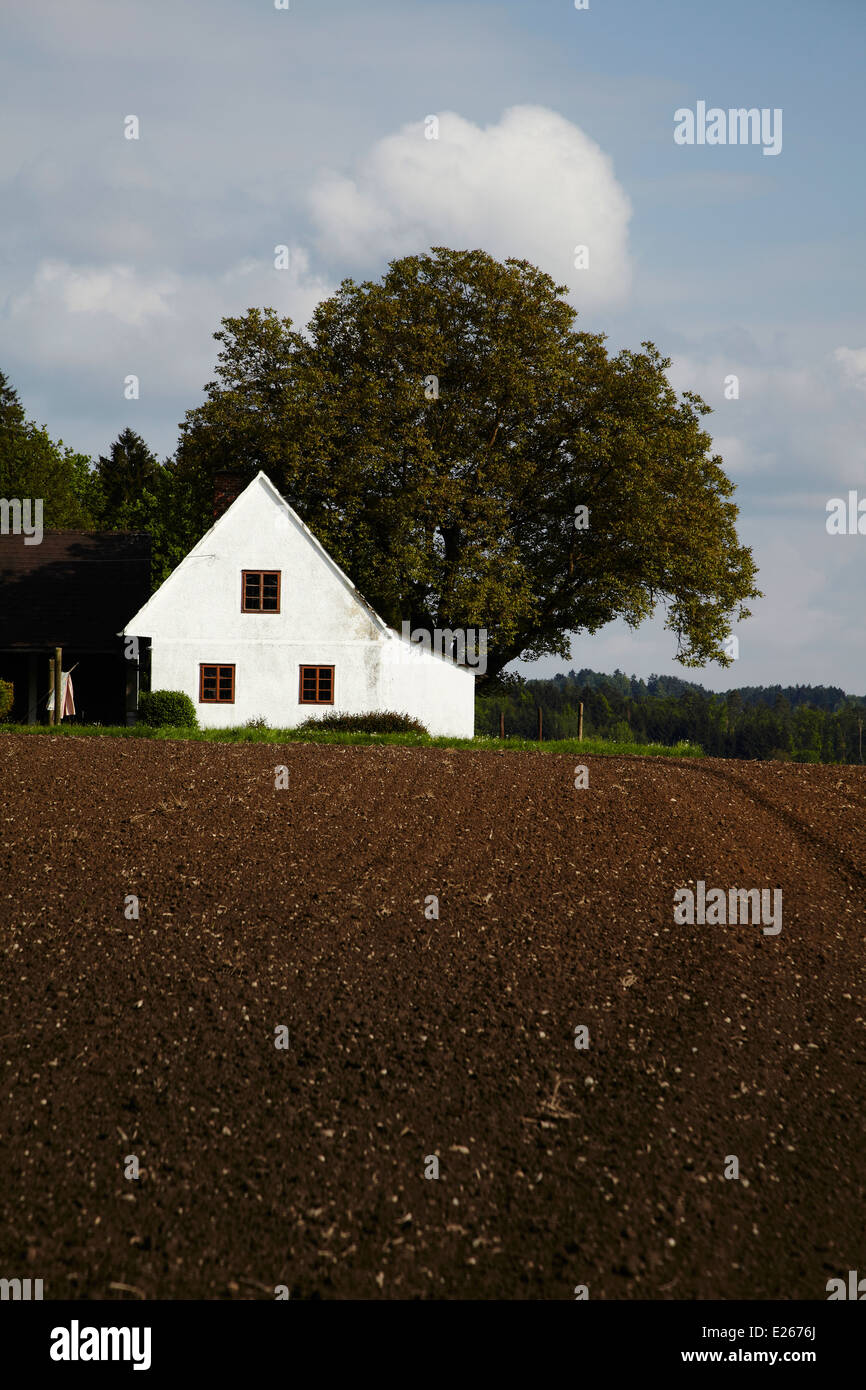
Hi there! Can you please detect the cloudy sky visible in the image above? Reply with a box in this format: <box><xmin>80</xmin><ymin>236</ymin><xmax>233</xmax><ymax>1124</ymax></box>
<box><xmin>2</xmin><ymin>0</ymin><xmax>864</xmax><ymax>693</ymax></box>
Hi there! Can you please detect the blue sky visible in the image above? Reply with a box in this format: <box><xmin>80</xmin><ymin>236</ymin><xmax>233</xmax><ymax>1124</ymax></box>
<box><xmin>2</xmin><ymin>0</ymin><xmax>864</xmax><ymax>691</ymax></box>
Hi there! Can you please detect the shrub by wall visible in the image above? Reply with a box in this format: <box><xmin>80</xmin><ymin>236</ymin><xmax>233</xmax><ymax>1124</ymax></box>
<box><xmin>138</xmin><ymin>689</ymin><xmax>198</xmax><ymax>729</ymax></box>
<box><xmin>297</xmin><ymin>710</ymin><xmax>428</xmax><ymax>735</ymax></box>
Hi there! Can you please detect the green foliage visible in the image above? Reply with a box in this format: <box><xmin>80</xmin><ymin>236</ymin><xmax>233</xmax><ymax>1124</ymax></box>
<box><xmin>92</xmin><ymin>427</ymin><xmax>159</xmax><ymax>521</ymax></box>
<box><xmin>0</xmin><ymin>374</ymin><xmax>193</xmax><ymax>588</ymax></box>
<box><xmin>174</xmin><ymin>248</ymin><xmax>760</xmax><ymax>683</ymax></box>
<box><xmin>297</xmin><ymin>710</ymin><xmax>429</xmax><ymax>735</ymax></box>
<box><xmin>610</xmin><ymin>719</ymin><xmax>633</xmax><ymax>744</ymax></box>
<box><xmin>477</xmin><ymin>668</ymin><xmax>866</xmax><ymax>765</ymax></box>
<box><xmin>138</xmin><ymin>689</ymin><xmax>198</xmax><ymax>728</ymax></box>
<box><xmin>0</xmin><ymin>678</ymin><xmax>14</xmax><ymax>721</ymax></box>
<box><xmin>0</xmin><ymin>370</ymin><xmax>96</xmax><ymax>527</ymax></box>
<box><xmin>0</xmin><ymin>370</ymin><xmax>26</xmax><ymax>432</ymax></box>
<box><xmin>91</xmin><ymin>430</ymin><xmax>194</xmax><ymax>589</ymax></box>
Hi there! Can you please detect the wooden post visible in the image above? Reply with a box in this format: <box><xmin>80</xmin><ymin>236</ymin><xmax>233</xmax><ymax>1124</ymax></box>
<box><xmin>27</xmin><ymin>653</ymin><xmax>37</xmax><ymax>724</ymax></box>
<box><xmin>578</xmin><ymin>701</ymin><xmax>584</xmax><ymax>742</ymax></box>
<box><xmin>125</xmin><ymin>647</ymin><xmax>139</xmax><ymax>726</ymax></box>
<box><xmin>499</xmin><ymin>711</ymin><xmax>505</xmax><ymax>741</ymax></box>
<box><xmin>54</xmin><ymin>647</ymin><xmax>62</xmax><ymax>725</ymax></box>
<box><xmin>537</xmin><ymin>706</ymin><xmax>543</xmax><ymax>742</ymax></box>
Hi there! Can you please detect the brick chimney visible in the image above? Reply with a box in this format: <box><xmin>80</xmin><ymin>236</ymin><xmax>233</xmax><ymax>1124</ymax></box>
<box><xmin>213</xmin><ymin>471</ymin><xmax>245</xmax><ymax>520</ymax></box>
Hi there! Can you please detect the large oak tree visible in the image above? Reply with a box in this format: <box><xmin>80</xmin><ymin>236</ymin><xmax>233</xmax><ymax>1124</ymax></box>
<box><xmin>175</xmin><ymin>247</ymin><xmax>760</xmax><ymax>683</ymax></box>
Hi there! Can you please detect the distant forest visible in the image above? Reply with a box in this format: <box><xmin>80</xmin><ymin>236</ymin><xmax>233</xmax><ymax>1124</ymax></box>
<box><xmin>476</xmin><ymin>669</ymin><xmax>866</xmax><ymax>764</ymax></box>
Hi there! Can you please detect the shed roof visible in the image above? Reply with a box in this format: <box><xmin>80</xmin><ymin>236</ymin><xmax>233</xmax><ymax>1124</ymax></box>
<box><xmin>0</xmin><ymin>531</ymin><xmax>151</xmax><ymax>651</ymax></box>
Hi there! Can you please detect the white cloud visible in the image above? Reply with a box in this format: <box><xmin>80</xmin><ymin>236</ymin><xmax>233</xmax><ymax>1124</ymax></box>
<box><xmin>664</xmin><ymin>346</ymin><xmax>866</xmax><ymax>499</ymax></box>
<box><xmin>308</xmin><ymin>105</ymin><xmax>633</xmax><ymax>307</ymax></box>
<box><xmin>32</xmin><ymin>261</ymin><xmax>177</xmax><ymax>326</ymax></box>
<box><xmin>705</xmin><ymin>434</ymin><xmax>778</xmax><ymax>479</ymax></box>
<box><xmin>0</xmin><ymin>250</ymin><xmax>334</xmax><ymax>448</ymax></box>
<box><xmin>834</xmin><ymin>346</ymin><xmax>866</xmax><ymax>391</ymax></box>
<box><xmin>668</xmin><ymin>353</ymin><xmax>831</xmax><ymax>413</ymax></box>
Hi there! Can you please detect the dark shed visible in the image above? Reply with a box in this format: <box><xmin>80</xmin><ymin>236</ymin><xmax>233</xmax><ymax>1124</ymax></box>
<box><xmin>0</xmin><ymin>531</ymin><xmax>151</xmax><ymax>724</ymax></box>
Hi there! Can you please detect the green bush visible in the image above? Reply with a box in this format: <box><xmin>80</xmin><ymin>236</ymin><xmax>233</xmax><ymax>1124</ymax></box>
<box><xmin>138</xmin><ymin>689</ymin><xmax>198</xmax><ymax>729</ymax></box>
<box><xmin>297</xmin><ymin>709</ymin><xmax>429</xmax><ymax>735</ymax></box>
<box><xmin>0</xmin><ymin>678</ymin><xmax>13</xmax><ymax>721</ymax></box>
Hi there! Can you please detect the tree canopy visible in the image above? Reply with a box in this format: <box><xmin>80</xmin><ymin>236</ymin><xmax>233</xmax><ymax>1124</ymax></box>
<box><xmin>92</xmin><ymin>427</ymin><xmax>160</xmax><ymax>524</ymax></box>
<box><xmin>0</xmin><ymin>377</ymin><xmax>191</xmax><ymax>588</ymax></box>
<box><xmin>477</xmin><ymin>668</ymin><xmax>864</xmax><ymax>764</ymax></box>
<box><xmin>89</xmin><ymin>427</ymin><xmax>191</xmax><ymax>586</ymax></box>
<box><xmin>0</xmin><ymin>369</ymin><xmax>95</xmax><ymax>528</ymax></box>
<box><xmin>176</xmin><ymin>247</ymin><xmax>760</xmax><ymax>683</ymax></box>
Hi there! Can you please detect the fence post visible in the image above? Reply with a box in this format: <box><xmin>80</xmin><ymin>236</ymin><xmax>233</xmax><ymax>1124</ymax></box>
<box><xmin>54</xmin><ymin>647</ymin><xmax>62</xmax><ymax>725</ymax></box>
<box><xmin>578</xmin><ymin>702</ymin><xmax>584</xmax><ymax>742</ymax></box>
<box><xmin>499</xmin><ymin>711</ymin><xmax>505</xmax><ymax>741</ymax></box>
<box><xmin>538</xmin><ymin>706</ymin><xmax>543</xmax><ymax>742</ymax></box>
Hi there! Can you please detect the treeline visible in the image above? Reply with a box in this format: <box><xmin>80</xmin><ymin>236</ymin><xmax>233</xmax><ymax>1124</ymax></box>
<box><xmin>477</xmin><ymin>669</ymin><xmax>866</xmax><ymax>764</ymax></box>
<box><xmin>0</xmin><ymin>372</ymin><xmax>197</xmax><ymax>589</ymax></box>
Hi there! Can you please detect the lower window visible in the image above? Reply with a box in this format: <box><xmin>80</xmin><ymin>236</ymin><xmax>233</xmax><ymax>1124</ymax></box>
<box><xmin>199</xmin><ymin>664</ymin><xmax>235</xmax><ymax>703</ymax></box>
<box><xmin>299</xmin><ymin>665</ymin><xmax>334</xmax><ymax>704</ymax></box>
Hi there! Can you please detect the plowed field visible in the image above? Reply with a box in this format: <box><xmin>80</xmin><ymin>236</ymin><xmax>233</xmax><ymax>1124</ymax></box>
<box><xmin>1</xmin><ymin>735</ymin><xmax>863</xmax><ymax>1300</ymax></box>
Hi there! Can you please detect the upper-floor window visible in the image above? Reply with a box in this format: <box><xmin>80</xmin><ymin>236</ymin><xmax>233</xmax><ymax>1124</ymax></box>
<box><xmin>242</xmin><ymin>570</ymin><xmax>281</xmax><ymax>612</ymax></box>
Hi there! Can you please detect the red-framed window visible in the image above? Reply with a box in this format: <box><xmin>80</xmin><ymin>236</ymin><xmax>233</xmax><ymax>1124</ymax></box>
<box><xmin>242</xmin><ymin>570</ymin><xmax>281</xmax><ymax>612</ymax></box>
<box><xmin>299</xmin><ymin>665</ymin><xmax>334</xmax><ymax>704</ymax></box>
<box><xmin>199</xmin><ymin>664</ymin><xmax>236</xmax><ymax>703</ymax></box>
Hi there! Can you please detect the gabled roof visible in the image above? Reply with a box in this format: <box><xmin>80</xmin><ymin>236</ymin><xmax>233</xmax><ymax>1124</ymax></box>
<box><xmin>0</xmin><ymin>531</ymin><xmax>151</xmax><ymax>651</ymax></box>
<box><xmin>249</xmin><ymin>473</ymin><xmax>394</xmax><ymax>638</ymax></box>
<box><xmin>123</xmin><ymin>471</ymin><xmax>395</xmax><ymax>639</ymax></box>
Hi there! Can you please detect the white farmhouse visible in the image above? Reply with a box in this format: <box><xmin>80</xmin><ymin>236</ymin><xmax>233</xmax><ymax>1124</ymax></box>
<box><xmin>121</xmin><ymin>472</ymin><xmax>476</xmax><ymax>737</ymax></box>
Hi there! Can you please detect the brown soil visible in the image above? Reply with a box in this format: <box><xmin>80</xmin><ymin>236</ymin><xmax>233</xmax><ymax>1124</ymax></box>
<box><xmin>0</xmin><ymin>735</ymin><xmax>863</xmax><ymax>1300</ymax></box>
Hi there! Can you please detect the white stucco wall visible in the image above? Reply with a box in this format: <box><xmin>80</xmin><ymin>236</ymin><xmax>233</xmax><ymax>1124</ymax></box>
<box><xmin>122</xmin><ymin>473</ymin><xmax>476</xmax><ymax>737</ymax></box>
<box><xmin>378</xmin><ymin>635</ymin><xmax>476</xmax><ymax>737</ymax></box>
